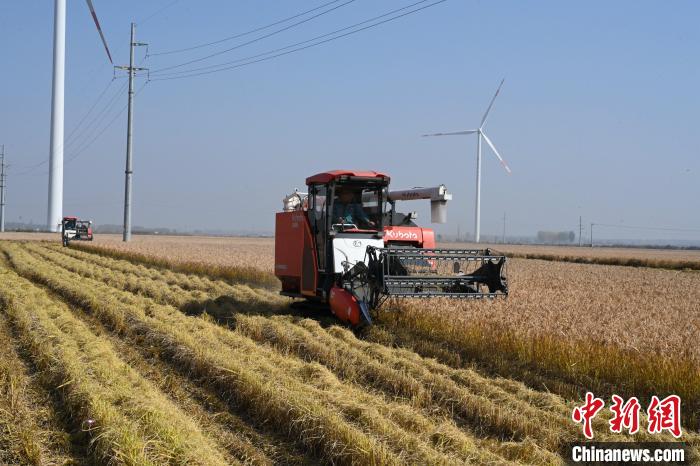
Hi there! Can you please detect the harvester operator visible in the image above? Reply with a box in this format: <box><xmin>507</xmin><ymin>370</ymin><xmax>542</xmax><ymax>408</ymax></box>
<box><xmin>333</xmin><ymin>189</ymin><xmax>376</xmax><ymax>229</ymax></box>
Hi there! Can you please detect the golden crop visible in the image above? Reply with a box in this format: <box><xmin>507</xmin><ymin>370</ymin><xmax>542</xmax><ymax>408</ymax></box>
<box><xmin>0</xmin><ymin>237</ymin><xmax>698</xmax><ymax>464</ymax></box>
<box><xmin>447</xmin><ymin>241</ymin><xmax>700</xmax><ymax>270</ymax></box>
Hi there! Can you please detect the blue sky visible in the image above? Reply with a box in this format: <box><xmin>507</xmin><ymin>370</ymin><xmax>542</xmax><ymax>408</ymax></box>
<box><xmin>1</xmin><ymin>1</ymin><xmax>698</xmax><ymax>241</ymax></box>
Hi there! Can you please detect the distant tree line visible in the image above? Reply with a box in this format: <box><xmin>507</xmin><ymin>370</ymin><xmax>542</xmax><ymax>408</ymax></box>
<box><xmin>536</xmin><ymin>231</ymin><xmax>576</xmax><ymax>244</ymax></box>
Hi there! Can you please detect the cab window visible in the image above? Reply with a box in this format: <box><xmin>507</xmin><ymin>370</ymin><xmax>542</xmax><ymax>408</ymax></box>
<box><xmin>331</xmin><ymin>185</ymin><xmax>384</xmax><ymax>231</ymax></box>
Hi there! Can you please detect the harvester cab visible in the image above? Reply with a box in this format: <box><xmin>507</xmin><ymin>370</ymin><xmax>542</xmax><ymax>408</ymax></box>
<box><xmin>275</xmin><ymin>170</ymin><xmax>508</xmax><ymax>326</ymax></box>
<box><xmin>61</xmin><ymin>217</ymin><xmax>93</xmax><ymax>246</ymax></box>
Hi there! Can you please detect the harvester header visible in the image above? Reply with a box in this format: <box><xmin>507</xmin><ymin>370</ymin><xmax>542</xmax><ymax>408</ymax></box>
<box><xmin>275</xmin><ymin>170</ymin><xmax>508</xmax><ymax>326</ymax></box>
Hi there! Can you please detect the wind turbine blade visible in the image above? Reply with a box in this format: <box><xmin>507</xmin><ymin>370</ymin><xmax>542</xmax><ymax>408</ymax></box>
<box><xmin>85</xmin><ymin>0</ymin><xmax>113</xmax><ymax>64</ymax></box>
<box><xmin>422</xmin><ymin>130</ymin><xmax>478</xmax><ymax>137</ymax></box>
<box><xmin>480</xmin><ymin>78</ymin><xmax>505</xmax><ymax>128</ymax></box>
<box><xmin>481</xmin><ymin>131</ymin><xmax>512</xmax><ymax>174</ymax></box>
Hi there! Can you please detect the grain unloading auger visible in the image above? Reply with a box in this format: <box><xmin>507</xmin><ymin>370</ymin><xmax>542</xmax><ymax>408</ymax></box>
<box><xmin>275</xmin><ymin>170</ymin><xmax>508</xmax><ymax>326</ymax></box>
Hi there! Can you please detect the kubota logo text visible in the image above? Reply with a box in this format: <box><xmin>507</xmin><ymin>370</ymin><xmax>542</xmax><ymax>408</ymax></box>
<box><xmin>385</xmin><ymin>230</ymin><xmax>419</xmax><ymax>240</ymax></box>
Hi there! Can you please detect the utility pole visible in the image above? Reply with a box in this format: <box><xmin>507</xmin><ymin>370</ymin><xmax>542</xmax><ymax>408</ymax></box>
<box><xmin>579</xmin><ymin>216</ymin><xmax>582</xmax><ymax>247</ymax></box>
<box><xmin>502</xmin><ymin>212</ymin><xmax>506</xmax><ymax>244</ymax></box>
<box><xmin>115</xmin><ymin>23</ymin><xmax>147</xmax><ymax>242</ymax></box>
<box><xmin>590</xmin><ymin>223</ymin><xmax>594</xmax><ymax>247</ymax></box>
<box><xmin>0</xmin><ymin>145</ymin><xmax>6</xmax><ymax>232</ymax></box>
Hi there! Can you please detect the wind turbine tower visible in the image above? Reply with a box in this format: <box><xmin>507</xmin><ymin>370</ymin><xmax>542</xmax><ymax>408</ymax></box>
<box><xmin>423</xmin><ymin>79</ymin><xmax>511</xmax><ymax>243</ymax></box>
<box><xmin>47</xmin><ymin>0</ymin><xmax>66</xmax><ymax>232</ymax></box>
<box><xmin>46</xmin><ymin>0</ymin><xmax>112</xmax><ymax>232</ymax></box>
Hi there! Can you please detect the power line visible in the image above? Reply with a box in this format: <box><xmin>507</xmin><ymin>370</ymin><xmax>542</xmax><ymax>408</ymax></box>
<box><xmin>12</xmin><ymin>78</ymin><xmax>119</xmax><ymax>176</ymax></box>
<box><xmin>67</xmin><ymin>80</ymin><xmax>150</xmax><ymax>164</ymax></box>
<box><xmin>13</xmin><ymin>159</ymin><xmax>50</xmax><ymax>177</ymax></box>
<box><xmin>150</xmin><ymin>0</ymin><xmax>356</xmax><ymax>74</ymax></box>
<box><xmin>65</xmin><ymin>105</ymin><xmax>128</xmax><ymax>164</ymax></box>
<box><xmin>65</xmin><ymin>80</ymin><xmax>128</xmax><ymax>150</ymax></box>
<box><xmin>16</xmin><ymin>81</ymin><xmax>148</xmax><ymax>176</ymax></box>
<box><xmin>14</xmin><ymin>81</ymin><xmax>123</xmax><ymax>175</ymax></box>
<box><xmin>148</xmin><ymin>0</ymin><xmax>346</xmax><ymax>56</ymax></box>
<box><xmin>139</xmin><ymin>0</ymin><xmax>181</xmax><ymax>25</ymax></box>
<box><xmin>150</xmin><ymin>0</ymin><xmax>447</xmax><ymax>82</ymax></box>
<box><xmin>14</xmin><ymin>46</ymin><xmax>149</xmax><ymax>178</ymax></box>
<box><xmin>61</xmin><ymin>49</ymin><xmax>150</xmax><ymax>152</ymax></box>
<box><xmin>151</xmin><ymin>0</ymin><xmax>434</xmax><ymax>79</ymax></box>
<box><xmin>64</xmin><ymin>78</ymin><xmax>116</xmax><ymax>145</ymax></box>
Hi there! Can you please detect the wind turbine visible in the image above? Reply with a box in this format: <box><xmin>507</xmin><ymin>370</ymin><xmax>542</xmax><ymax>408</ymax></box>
<box><xmin>47</xmin><ymin>0</ymin><xmax>113</xmax><ymax>232</ymax></box>
<box><xmin>422</xmin><ymin>79</ymin><xmax>511</xmax><ymax>243</ymax></box>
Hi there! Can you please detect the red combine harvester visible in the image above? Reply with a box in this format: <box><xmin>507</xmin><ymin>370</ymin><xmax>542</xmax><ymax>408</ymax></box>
<box><xmin>275</xmin><ymin>170</ymin><xmax>508</xmax><ymax>326</ymax></box>
<box><xmin>61</xmin><ymin>216</ymin><xmax>93</xmax><ymax>246</ymax></box>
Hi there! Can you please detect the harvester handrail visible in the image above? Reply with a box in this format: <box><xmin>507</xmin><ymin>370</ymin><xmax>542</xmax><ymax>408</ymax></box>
<box><xmin>384</xmin><ymin>291</ymin><xmax>504</xmax><ymax>298</ymax></box>
<box><xmin>373</xmin><ymin>246</ymin><xmax>505</xmax><ymax>255</ymax></box>
<box><xmin>373</xmin><ymin>247</ymin><xmax>506</xmax><ymax>261</ymax></box>
<box><xmin>390</xmin><ymin>254</ymin><xmax>505</xmax><ymax>261</ymax></box>
<box><xmin>383</xmin><ymin>276</ymin><xmax>500</xmax><ymax>282</ymax></box>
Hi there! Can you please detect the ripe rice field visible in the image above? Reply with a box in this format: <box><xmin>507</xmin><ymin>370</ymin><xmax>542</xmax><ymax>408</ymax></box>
<box><xmin>448</xmin><ymin>241</ymin><xmax>700</xmax><ymax>271</ymax></box>
<box><xmin>0</xmin><ymin>236</ymin><xmax>698</xmax><ymax>464</ymax></box>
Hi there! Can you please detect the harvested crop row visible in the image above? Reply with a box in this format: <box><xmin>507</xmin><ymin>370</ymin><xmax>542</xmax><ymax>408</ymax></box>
<box><xmin>0</xmin><ymin>316</ymin><xmax>44</xmax><ymax>465</ymax></box>
<box><xmin>33</xmin><ymin>243</ymin><xmax>284</xmax><ymax>315</ymax></box>
<box><xmin>62</xmin><ymin>298</ymin><xmax>307</xmax><ymax>466</ymax></box>
<box><xmin>0</xmin><ymin>310</ymin><xmax>79</xmax><ymax>465</ymax></box>
<box><xmin>34</xmin><ymin>245</ymin><xmax>313</xmax><ymax>464</ymax></box>
<box><xmin>62</xmin><ymin>241</ymin><xmax>283</xmax><ymax>307</ymax></box>
<box><xmin>71</xmin><ymin>241</ymin><xmax>278</xmax><ymax>287</ymax></box>
<box><xmin>0</xmin><ymin>256</ymin><xmax>232</xmax><ymax>465</ymax></box>
<box><xmin>233</xmin><ymin>314</ymin><xmax>570</xmax><ymax>448</ymax></box>
<box><xmin>54</xmin><ymin>243</ymin><xmax>234</xmax><ymax>294</ymax></box>
<box><xmin>5</xmin><ymin>244</ymin><xmax>505</xmax><ymax>465</ymax></box>
<box><xmin>30</xmin><ymin>243</ymin><xmax>208</xmax><ymax>303</ymax></box>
